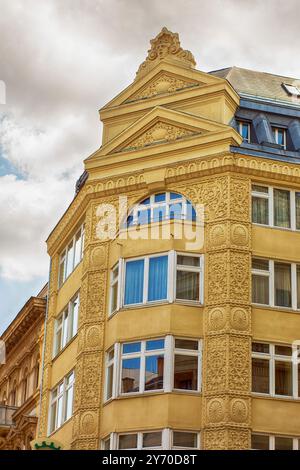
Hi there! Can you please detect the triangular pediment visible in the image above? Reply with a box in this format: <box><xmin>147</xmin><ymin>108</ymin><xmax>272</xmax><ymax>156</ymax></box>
<box><xmin>101</xmin><ymin>60</ymin><xmax>224</xmax><ymax>110</ymax></box>
<box><xmin>92</xmin><ymin>106</ymin><xmax>231</xmax><ymax>158</ymax></box>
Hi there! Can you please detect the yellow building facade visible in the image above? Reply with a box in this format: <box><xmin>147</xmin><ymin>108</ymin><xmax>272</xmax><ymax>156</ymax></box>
<box><xmin>36</xmin><ymin>28</ymin><xmax>300</xmax><ymax>450</ymax></box>
<box><xmin>0</xmin><ymin>285</ymin><xmax>46</xmax><ymax>450</ymax></box>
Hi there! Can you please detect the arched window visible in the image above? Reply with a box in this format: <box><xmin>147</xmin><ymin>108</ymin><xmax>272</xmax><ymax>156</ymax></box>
<box><xmin>124</xmin><ymin>192</ymin><xmax>196</xmax><ymax>228</ymax></box>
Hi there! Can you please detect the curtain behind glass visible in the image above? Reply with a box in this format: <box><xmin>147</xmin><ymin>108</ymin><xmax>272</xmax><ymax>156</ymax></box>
<box><xmin>148</xmin><ymin>256</ymin><xmax>168</xmax><ymax>301</ymax></box>
<box><xmin>252</xmin><ymin>196</ymin><xmax>269</xmax><ymax>225</ymax></box>
<box><xmin>124</xmin><ymin>260</ymin><xmax>144</xmax><ymax>304</ymax></box>
<box><xmin>274</xmin><ymin>189</ymin><xmax>290</xmax><ymax>228</ymax></box>
<box><xmin>275</xmin><ymin>263</ymin><xmax>291</xmax><ymax>307</ymax></box>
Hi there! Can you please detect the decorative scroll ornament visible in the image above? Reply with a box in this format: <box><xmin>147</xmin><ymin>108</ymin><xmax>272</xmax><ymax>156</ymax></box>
<box><xmin>135</xmin><ymin>27</ymin><xmax>196</xmax><ymax>81</ymax></box>
<box><xmin>121</xmin><ymin>121</ymin><xmax>199</xmax><ymax>152</ymax></box>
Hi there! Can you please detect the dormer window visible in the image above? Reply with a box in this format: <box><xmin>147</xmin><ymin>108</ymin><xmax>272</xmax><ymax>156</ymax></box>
<box><xmin>282</xmin><ymin>83</ymin><xmax>300</xmax><ymax>97</ymax></box>
<box><xmin>237</xmin><ymin>121</ymin><xmax>250</xmax><ymax>143</ymax></box>
<box><xmin>272</xmin><ymin>127</ymin><xmax>286</xmax><ymax>149</ymax></box>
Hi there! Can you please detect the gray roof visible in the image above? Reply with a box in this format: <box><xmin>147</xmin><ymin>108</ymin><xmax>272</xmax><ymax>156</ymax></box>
<box><xmin>210</xmin><ymin>66</ymin><xmax>300</xmax><ymax>105</ymax></box>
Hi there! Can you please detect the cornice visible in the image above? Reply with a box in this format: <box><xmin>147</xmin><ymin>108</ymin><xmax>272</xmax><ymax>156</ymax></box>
<box><xmin>46</xmin><ymin>151</ymin><xmax>300</xmax><ymax>256</ymax></box>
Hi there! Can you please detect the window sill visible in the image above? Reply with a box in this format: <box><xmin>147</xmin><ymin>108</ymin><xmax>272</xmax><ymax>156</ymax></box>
<box><xmin>252</xmin><ymin>303</ymin><xmax>300</xmax><ymax>314</ymax></box>
<box><xmin>251</xmin><ymin>393</ymin><xmax>300</xmax><ymax>403</ymax></box>
<box><xmin>52</xmin><ymin>334</ymin><xmax>78</xmax><ymax>363</ymax></box>
<box><xmin>252</xmin><ymin>223</ymin><xmax>300</xmax><ymax>234</ymax></box>
<box><xmin>103</xmin><ymin>390</ymin><xmax>202</xmax><ymax>406</ymax></box>
<box><xmin>108</xmin><ymin>300</ymin><xmax>203</xmax><ymax>319</ymax></box>
<box><xmin>47</xmin><ymin>416</ymin><xmax>73</xmax><ymax>438</ymax></box>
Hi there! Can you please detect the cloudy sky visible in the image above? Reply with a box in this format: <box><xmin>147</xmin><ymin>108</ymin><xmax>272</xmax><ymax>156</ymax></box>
<box><xmin>0</xmin><ymin>0</ymin><xmax>299</xmax><ymax>334</ymax></box>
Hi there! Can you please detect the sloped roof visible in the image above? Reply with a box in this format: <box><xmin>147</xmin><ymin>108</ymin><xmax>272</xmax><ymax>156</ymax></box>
<box><xmin>210</xmin><ymin>66</ymin><xmax>300</xmax><ymax>105</ymax></box>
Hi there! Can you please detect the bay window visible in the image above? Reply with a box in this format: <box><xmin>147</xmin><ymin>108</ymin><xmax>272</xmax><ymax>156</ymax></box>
<box><xmin>59</xmin><ymin>224</ymin><xmax>85</xmax><ymax>287</ymax></box>
<box><xmin>105</xmin><ymin>336</ymin><xmax>202</xmax><ymax>400</ymax></box>
<box><xmin>252</xmin><ymin>258</ymin><xmax>300</xmax><ymax>310</ymax></box>
<box><xmin>102</xmin><ymin>429</ymin><xmax>200</xmax><ymax>450</ymax></box>
<box><xmin>251</xmin><ymin>184</ymin><xmax>300</xmax><ymax>231</ymax></box>
<box><xmin>53</xmin><ymin>293</ymin><xmax>79</xmax><ymax>357</ymax></box>
<box><xmin>252</xmin><ymin>434</ymin><xmax>299</xmax><ymax>450</ymax></box>
<box><xmin>49</xmin><ymin>371</ymin><xmax>75</xmax><ymax>434</ymax></box>
<box><xmin>109</xmin><ymin>252</ymin><xmax>203</xmax><ymax>315</ymax></box>
<box><xmin>252</xmin><ymin>343</ymin><xmax>299</xmax><ymax>399</ymax></box>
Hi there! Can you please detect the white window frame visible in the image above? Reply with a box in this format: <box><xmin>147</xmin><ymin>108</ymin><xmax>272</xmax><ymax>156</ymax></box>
<box><xmin>252</xmin><ymin>343</ymin><xmax>299</xmax><ymax>399</ymax></box>
<box><xmin>251</xmin><ymin>184</ymin><xmax>300</xmax><ymax>231</ymax></box>
<box><xmin>251</xmin><ymin>433</ymin><xmax>300</xmax><ymax>450</ymax></box>
<box><xmin>53</xmin><ymin>293</ymin><xmax>80</xmax><ymax>357</ymax></box>
<box><xmin>124</xmin><ymin>192</ymin><xmax>196</xmax><ymax>228</ymax></box>
<box><xmin>237</xmin><ymin>120</ymin><xmax>250</xmax><ymax>143</ymax></box>
<box><xmin>48</xmin><ymin>370</ymin><xmax>75</xmax><ymax>435</ymax></box>
<box><xmin>102</xmin><ymin>429</ymin><xmax>200</xmax><ymax>450</ymax></box>
<box><xmin>119</xmin><ymin>338</ymin><xmax>166</xmax><ymax>396</ymax></box>
<box><xmin>252</xmin><ymin>258</ymin><xmax>300</xmax><ymax>311</ymax></box>
<box><xmin>58</xmin><ymin>224</ymin><xmax>85</xmax><ymax>288</ymax></box>
<box><xmin>109</xmin><ymin>252</ymin><xmax>203</xmax><ymax>314</ymax></box>
<box><xmin>272</xmin><ymin>126</ymin><xmax>287</xmax><ymax>149</ymax></box>
<box><xmin>104</xmin><ymin>336</ymin><xmax>202</xmax><ymax>401</ymax></box>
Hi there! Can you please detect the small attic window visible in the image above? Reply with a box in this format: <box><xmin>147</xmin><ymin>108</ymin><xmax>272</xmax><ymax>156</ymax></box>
<box><xmin>282</xmin><ymin>83</ymin><xmax>300</xmax><ymax>97</ymax></box>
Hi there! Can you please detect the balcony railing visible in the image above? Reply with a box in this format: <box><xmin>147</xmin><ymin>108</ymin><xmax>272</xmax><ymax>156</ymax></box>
<box><xmin>0</xmin><ymin>405</ymin><xmax>18</xmax><ymax>427</ymax></box>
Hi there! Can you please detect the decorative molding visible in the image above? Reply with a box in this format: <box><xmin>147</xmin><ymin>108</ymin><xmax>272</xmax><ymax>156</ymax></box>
<box><xmin>135</xmin><ymin>27</ymin><xmax>196</xmax><ymax>81</ymax></box>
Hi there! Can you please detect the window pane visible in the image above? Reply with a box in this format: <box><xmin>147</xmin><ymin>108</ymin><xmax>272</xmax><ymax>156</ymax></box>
<box><xmin>148</xmin><ymin>256</ymin><xmax>168</xmax><ymax>302</ymax></box>
<box><xmin>176</xmin><ymin>270</ymin><xmax>199</xmax><ymax>301</ymax></box>
<box><xmin>275</xmin><ymin>437</ymin><xmax>293</xmax><ymax>450</ymax></box>
<box><xmin>177</xmin><ymin>255</ymin><xmax>200</xmax><ymax>267</ymax></box>
<box><xmin>145</xmin><ymin>355</ymin><xmax>164</xmax><ymax>391</ymax></box>
<box><xmin>138</xmin><ymin>208</ymin><xmax>151</xmax><ymax>225</ymax></box>
<box><xmin>169</xmin><ymin>202</ymin><xmax>182</xmax><ymax>220</ymax></box>
<box><xmin>62</xmin><ymin>310</ymin><xmax>69</xmax><ymax>347</ymax></box>
<box><xmin>173</xmin><ymin>432</ymin><xmax>197</xmax><ymax>448</ymax></box>
<box><xmin>59</xmin><ymin>259</ymin><xmax>65</xmax><ymax>286</ymax></box>
<box><xmin>124</xmin><ymin>260</ymin><xmax>144</xmax><ymax>305</ymax></box>
<box><xmin>106</xmin><ymin>364</ymin><xmax>114</xmax><ymax>400</ymax></box>
<box><xmin>143</xmin><ymin>432</ymin><xmax>162</xmax><ymax>448</ymax></box>
<box><xmin>66</xmin><ymin>242</ymin><xmax>74</xmax><ymax>278</ymax></box>
<box><xmin>252</xmin><ymin>343</ymin><xmax>270</xmax><ymax>354</ymax></box>
<box><xmin>186</xmin><ymin>201</ymin><xmax>197</xmax><ymax>221</ymax></box>
<box><xmin>73</xmin><ymin>231</ymin><xmax>82</xmax><ymax>267</ymax></box>
<box><xmin>121</xmin><ymin>358</ymin><xmax>140</xmax><ymax>393</ymax></box>
<box><xmin>123</xmin><ymin>342</ymin><xmax>141</xmax><ymax>354</ymax></box>
<box><xmin>111</xmin><ymin>282</ymin><xmax>118</xmax><ymax>313</ymax></box>
<box><xmin>275</xmin><ymin>361</ymin><xmax>292</xmax><ymax>396</ymax></box>
<box><xmin>153</xmin><ymin>206</ymin><xmax>166</xmax><ymax>223</ymax></box>
<box><xmin>251</xmin><ymin>434</ymin><xmax>269</xmax><ymax>450</ymax></box>
<box><xmin>57</xmin><ymin>395</ymin><xmax>64</xmax><ymax>428</ymax></box>
<box><xmin>65</xmin><ymin>384</ymin><xmax>74</xmax><ymax>421</ymax></box>
<box><xmin>146</xmin><ymin>339</ymin><xmax>164</xmax><ymax>350</ymax></box>
<box><xmin>252</xmin><ymin>196</ymin><xmax>269</xmax><ymax>225</ymax></box>
<box><xmin>71</xmin><ymin>296</ymin><xmax>79</xmax><ymax>337</ymax></box>
<box><xmin>252</xmin><ymin>258</ymin><xmax>269</xmax><ymax>271</ymax></box>
<box><xmin>252</xmin><ymin>274</ymin><xmax>269</xmax><ymax>304</ymax></box>
<box><xmin>275</xmin><ymin>263</ymin><xmax>291</xmax><ymax>308</ymax></box>
<box><xmin>296</xmin><ymin>193</ymin><xmax>300</xmax><ymax>230</ymax></box>
<box><xmin>297</xmin><ymin>266</ymin><xmax>300</xmax><ymax>310</ymax></box>
<box><xmin>274</xmin><ymin>189</ymin><xmax>290</xmax><ymax>228</ymax></box>
<box><xmin>55</xmin><ymin>325</ymin><xmax>62</xmax><ymax>355</ymax></box>
<box><xmin>275</xmin><ymin>345</ymin><xmax>292</xmax><ymax>356</ymax></box>
<box><xmin>154</xmin><ymin>193</ymin><xmax>166</xmax><ymax>202</ymax></box>
<box><xmin>174</xmin><ymin>355</ymin><xmax>198</xmax><ymax>390</ymax></box>
<box><xmin>175</xmin><ymin>339</ymin><xmax>199</xmax><ymax>351</ymax></box>
<box><xmin>252</xmin><ymin>358</ymin><xmax>269</xmax><ymax>394</ymax></box>
<box><xmin>252</xmin><ymin>185</ymin><xmax>269</xmax><ymax>194</ymax></box>
<box><xmin>119</xmin><ymin>434</ymin><xmax>138</xmax><ymax>450</ymax></box>
<box><xmin>50</xmin><ymin>402</ymin><xmax>57</xmax><ymax>433</ymax></box>
<box><xmin>103</xmin><ymin>438</ymin><xmax>110</xmax><ymax>450</ymax></box>
<box><xmin>170</xmin><ymin>192</ymin><xmax>182</xmax><ymax>200</ymax></box>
